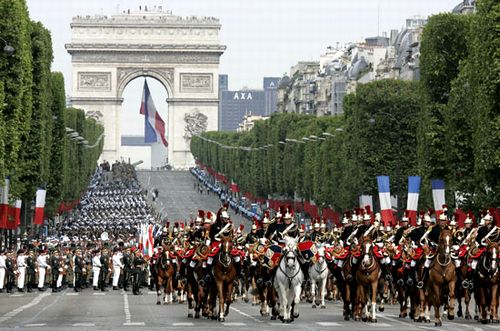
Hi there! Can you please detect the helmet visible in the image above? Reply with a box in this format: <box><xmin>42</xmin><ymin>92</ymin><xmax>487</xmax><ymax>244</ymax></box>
<box><xmin>342</xmin><ymin>217</ymin><xmax>350</xmax><ymax>224</ymax></box>
<box><xmin>262</xmin><ymin>211</ymin><xmax>270</xmax><ymax>224</ymax></box>
<box><xmin>313</xmin><ymin>222</ymin><xmax>320</xmax><ymax>229</ymax></box>
<box><xmin>221</xmin><ymin>210</ymin><xmax>230</xmax><ymax>220</ymax></box>
<box><xmin>449</xmin><ymin>219</ymin><xmax>457</xmax><ymax>226</ymax></box>
<box><xmin>196</xmin><ymin>210</ymin><xmax>204</xmax><ymax>224</ymax></box>
<box><xmin>251</xmin><ymin>224</ymin><xmax>257</xmax><ymax>230</ymax></box>
<box><xmin>438</xmin><ymin>213</ymin><xmax>447</xmax><ymax>221</ymax></box>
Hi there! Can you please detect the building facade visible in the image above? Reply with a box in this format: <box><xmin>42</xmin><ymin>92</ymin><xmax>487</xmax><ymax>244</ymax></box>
<box><xmin>218</xmin><ymin>77</ymin><xmax>279</xmax><ymax>131</ymax></box>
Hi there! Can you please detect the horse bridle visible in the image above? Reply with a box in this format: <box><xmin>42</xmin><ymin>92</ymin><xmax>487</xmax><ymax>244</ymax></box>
<box><xmin>279</xmin><ymin>249</ymin><xmax>301</xmax><ymax>289</ymax></box>
<box><xmin>218</xmin><ymin>241</ymin><xmax>232</xmax><ymax>268</ymax></box>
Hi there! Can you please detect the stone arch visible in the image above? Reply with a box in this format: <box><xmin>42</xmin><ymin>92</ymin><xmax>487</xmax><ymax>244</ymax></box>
<box><xmin>117</xmin><ymin>67</ymin><xmax>174</xmax><ymax>98</ymax></box>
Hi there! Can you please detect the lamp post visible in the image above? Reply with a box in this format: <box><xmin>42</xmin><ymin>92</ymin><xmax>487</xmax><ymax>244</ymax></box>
<box><xmin>369</xmin><ymin>112</ymin><xmax>402</xmax><ymax>215</ymax></box>
<box><xmin>0</xmin><ymin>37</ymin><xmax>14</xmax><ymax>56</ymax></box>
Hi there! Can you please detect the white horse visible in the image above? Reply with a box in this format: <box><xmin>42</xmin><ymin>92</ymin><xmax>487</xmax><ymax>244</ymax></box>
<box><xmin>309</xmin><ymin>245</ymin><xmax>329</xmax><ymax>309</ymax></box>
<box><xmin>274</xmin><ymin>236</ymin><xmax>304</xmax><ymax>323</ymax></box>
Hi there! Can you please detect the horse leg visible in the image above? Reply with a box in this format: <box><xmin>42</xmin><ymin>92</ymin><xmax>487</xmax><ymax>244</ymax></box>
<box><xmin>320</xmin><ymin>277</ymin><xmax>327</xmax><ymax>308</ymax></box>
<box><xmin>293</xmin><ymin>283</ymin><xmax>301</xmax><ymax>319</ymax></box>
<box><xmin>431</xmin><ymin>284</ymin><xmax>442</xmax><ymax>327</ymax></box>
<box><xmin>225</xmin><ymin>281</ymin><xmax>234</xmax><ymax>317</ymax></box>
<box><xmin>447</xmin><ymin>280</ymin><xmax>456</xmax><ymax>320</ymax></box>
<box><xmin>311</xmin><ymin>278</ymin><xmax>317</xmax><ymax>308</ymax></box>
<box><xmin>464</xmin><ymin>289</ymin><xmax>472</xmax><ymax>319</ymax></box>
<box><xmin>491</xmin><ymin>284</ymin><xmax>499</xmax><ymax>323</ymax></box>
<box><xmin>217</xmin><ymin>281</ymin><xmax>225</xmax><ymax>322</ymax></box>
<box><xmin>371</xmin><ymin>280</ymin><xmax>378</xmax><ymax>323</ymax></box>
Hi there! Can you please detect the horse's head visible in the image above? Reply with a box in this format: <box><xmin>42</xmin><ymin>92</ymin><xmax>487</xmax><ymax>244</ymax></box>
<box><xmin>316</xmin><ymin>245</ymin><xmax>325</xmax><ymax>264</ymax></box>
<box><xmin>361</xmin><ymin>236</ymin><xmax>373</xmax><ymax>261</ymax></box>
<box><xmin>220</xmin><ymin>236</ymin><xmax>233</xmax><ymax>254</ymax></box>
<box><xmin>439</xmin><ymin>229</ymin><xmax>453</xmax><ymax>256</ymax></box>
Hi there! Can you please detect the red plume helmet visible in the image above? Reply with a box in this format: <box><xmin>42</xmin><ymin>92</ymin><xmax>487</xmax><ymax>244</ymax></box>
<box><xmin>198</xmin><ymin>210</ymin><xmax>205</xmax><ymax>218</ymax></box>
<box><xmin>239</xmin><ymin>224</ymin><xmax>244</xmax><ymax>231</ymax></box>
<box><xmin>365</xmin><ymin>205</ymin><xmax>371</xmax><ymax>215</ymax></box>
<box><xmin>264</xmin><ymin>210</ymin><xmax>270</xmax><ymax>218</ymax></box>
<box><xmin>166</xmin><ymin>222</ymin><xmax>170</xmax><ymax>228</ymax></box>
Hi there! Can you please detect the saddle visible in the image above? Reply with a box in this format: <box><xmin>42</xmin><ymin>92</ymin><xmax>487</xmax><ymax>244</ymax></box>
<box><xmin>331</xmin><ymin>245</ymin><xmax>350</xmax><ymax>259</ymax></box>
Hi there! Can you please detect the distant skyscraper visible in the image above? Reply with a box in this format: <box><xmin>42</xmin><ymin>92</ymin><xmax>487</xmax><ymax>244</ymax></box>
<box><xmin>218</xmin><ymin>76</ymin><xmax>280</xmax><ymax>131</ymax></box>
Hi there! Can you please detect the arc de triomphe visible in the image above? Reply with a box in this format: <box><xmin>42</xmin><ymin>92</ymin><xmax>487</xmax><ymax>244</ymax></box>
<box><xmin>66</xmin><ymin>9</ymin><xmax>225</xmax><ymax>169</ymax></box>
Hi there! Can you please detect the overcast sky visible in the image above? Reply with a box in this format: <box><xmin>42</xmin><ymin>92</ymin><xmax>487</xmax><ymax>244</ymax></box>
<box><xmin>26</xmin><ymin>0</ymin><xmax>459</xmax><ymax>136</ymax></box>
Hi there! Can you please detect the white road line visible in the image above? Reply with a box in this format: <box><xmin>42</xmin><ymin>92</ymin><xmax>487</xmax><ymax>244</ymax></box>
<box><xmin>173</xmin><ymin>322</ymin><xmax>194</xmax><ymax>326</ymax></box>
<box><xmin>316</xmin><ymin>322</ymin><xmax>342</xmax><ymax>326</ymax></box>
<box><xmin>72</xmin><ymin>323</ymin><xmax>95</xmax><ymax>326</ymax></box>
<box><xmin>66</xmin><ymin>293</ymin><xmax>79</xmax><ymax>296</ymax></box>
<box><xmin>123</xmin><ymin>322</ymin><xmax>145</xmax><ymax>326</ymax></box>
<box><xmin>25</xmin><ymin>323</ymin><xmax>47</xmax><ymax>327</ymax></box>
<box><xmin>0</xmin><ymin>292</ymin><xmax>50</xmax><ymax>323</ymax></box>
<box><xmin>229</xmin><ymin>306</ymin><xmax>264</xmax><ymax>323</ymax></box>
<box><xmin>223</xmin><ymin>322</ymin><xmax>246</xmax><ymax>326</ymax></box>
<box><xmin>123</xmin><ymin>293</ymin><xmax>132</xmax><ymax>324</ymax></box>
<box><xmin>93</xmin><ymin>292</ymin><xmax>106</xmax><ymax>296</ymax></box>
<box><xmin>11</xmin><ymin>294</ymin><xmax>25</xmax><ymax>297</ymax></box>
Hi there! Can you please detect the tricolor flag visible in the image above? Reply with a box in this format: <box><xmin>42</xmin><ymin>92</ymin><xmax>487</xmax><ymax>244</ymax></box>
<box><xmin>15</xmin><ymin>200</ymin><xmax>22</xmax><ymax>227</ymax></box>
<box><xmin>377</xmin><ymin>176</ymin><xmax>395</xmax><ymax>227</ymax></box>
<box><xmin>34</xmin><ymin>188</ymin><xmax>47</xmax><ymax>225</ymax></box>
<box><xmin>0</xmin><ymin>177</ymin><xmax>10</xmax><ymax>229</ymax></box>
<box><xmin>140</xmin><ymin>79</ymin><xmax>168</xmax><ymax>147</ymax></box>
<box><xmin>431</xmin><ymin>179</ymin><xmax>446</xmax><ymax>218</ymax></box>
<box><xmin>406</xmin><ymin>176</ymin><xmax>421</xmax><ymax>226</ymax></box>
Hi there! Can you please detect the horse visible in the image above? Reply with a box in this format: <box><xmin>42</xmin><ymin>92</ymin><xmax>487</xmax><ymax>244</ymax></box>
<box><xmin>426</xmin><ymin>229</ymin><xmax>456</xmax><ymax>326</ymax></box>
<box><xmin>308</xmin><ymin>245</ymin><xmax>329</xmax><ymax>309</ymax></box>
<box><xmin>473</xmin><ymin>241</ymin><xmax>499</xmax><ymax>324</ymax></box>
<box><xmin>354</xmin><ymin>236</ymin><xmax>381</xmax><ymax>323</ymax></box>
<box><xmin>274</xmin><ymin>236</ymin><xmax>304</xmax><ymax>323</ymax></box>
<box><xmin>155</xmin><ymin>249</ymin><xmax>175</xmax><ymax>305</ymax></box>
<box><xmin>456</xmin><ymin>255</ymin><xmax>473</xmax><ymax>320</ymax></box>
<box><xmin>212</xmin><ymin>236</ymin><xmax>237</xmax><ymax>322</ymax></box>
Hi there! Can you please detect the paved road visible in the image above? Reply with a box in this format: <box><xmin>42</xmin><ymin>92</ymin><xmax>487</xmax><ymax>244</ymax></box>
<box><xmin>1</xmin><ymin>170</ymin><xmax>493</xmax><ymax>330</ymax></box>
<box><xmin>0</xmin><ymin>289</ymin><xmax>494</xmax><ymax>331</ymax></box>
<box><xmin>137</xmin><ymin>170</ymin><xmax>249</xmax><ymax>227</ymax></box>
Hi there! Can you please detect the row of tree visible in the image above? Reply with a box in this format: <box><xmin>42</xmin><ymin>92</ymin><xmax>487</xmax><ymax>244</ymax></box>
<box><xmin>0</xmin><ymin>0</ymin><xmax>103</xmax><ymax>222</ymax></box>
<box><xmin>191</xmin><ymin>1</ymin><xmax>499</xmax><ymax>214</ymax></box>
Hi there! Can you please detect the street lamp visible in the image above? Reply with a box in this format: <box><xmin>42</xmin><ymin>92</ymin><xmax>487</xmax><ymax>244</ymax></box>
<box><xmin>0</xmin><ymin>37</ymin><xmax>14</xmax><ymax>56</ymax></box>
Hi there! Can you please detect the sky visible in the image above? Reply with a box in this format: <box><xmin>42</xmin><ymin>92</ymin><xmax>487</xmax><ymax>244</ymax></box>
<box><xmin>26</xmin><ymin>0</ymin><xmax>459</xmax><ymax>136</ymax></box>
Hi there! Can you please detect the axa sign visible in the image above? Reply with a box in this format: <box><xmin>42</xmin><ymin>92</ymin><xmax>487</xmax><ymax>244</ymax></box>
<box><xmin>233</xmin><ymin>92</ymin><xmax>253</xmax><ymax>100</ymax></box>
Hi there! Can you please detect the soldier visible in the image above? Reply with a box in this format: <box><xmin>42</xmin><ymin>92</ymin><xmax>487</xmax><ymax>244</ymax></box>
<box><xmin>74</xmin><ymin>248</ymin><xmax>85</xmax><ymax>292</ymax></box>
<box><xmin>310</xmin><ymin>220</ymin><xmax>321</xmax><ymax>242</ymax></box>
<box><xmin>92</xmin><ymin>249</ymin><xmax>102</xmax><ymax>290</ymax></box>
<box><xmin>0</xmin><ymin>249</ymin><xmax>5</xmax><ymax>293</ymax></box>
<box><xmin>132</xmin><ymin>249</ymin><xmax>146</xmax><ymax>295</ymax></box>
<box><xmin>394</xmin><ymin>212</ymin><xmax>411</xmax><ymax>245</ymax></box>
<box><xmin>339</xmin><ymin>211</ymin><xmax>354</xmax><ymax>247</ymax></box>
<box><xmin>112</xmin><ymin>247</ymin><xmax>123</xmax><ymax>290</ymax></box>
<box><xmin>99</xmin><ymin>248</ymin><xmax>110</xmax><ymax>291</ymax></box>
<box><xmin>257</xmin><ymin>211</ymin><xmax>270</xmax><ymax>239</ymax></box>
<box><xmin>51</xmin><ymin>250</ymin><xmax>61</xmax><ymax>292</ymax></box>
<box><xmin>245</xmin><ymin>222</ymin><xmax>259</xmax><ymax>245</ymax></box>
<box><xmin>36</xmin><ymin>249</ymin><xmax>49</xmax><ymax>291</ymax></box>
<box><xmin>5</xmin><ymin>251</ymin><xmax>16</xmax><ymax>294</ymax></box>
<box><xmin>122</xmin><ymin>247</ymin><xmax>132</xmax><ymax>291</ymax></box>
<box><xmin>16</xmin><ymin>249</ymin><xmax>27</xmax><ymax>292</ymax></box>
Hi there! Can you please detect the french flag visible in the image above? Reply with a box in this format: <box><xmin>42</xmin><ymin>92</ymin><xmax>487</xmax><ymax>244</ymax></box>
<box><xmin>431</xmin><ymin>179</ymin><xmax>446</xmax><ymax>218</ymax></box>
<box><xmin>140</xmin><ymin>79</ymin><xmax>168</xmax><ymax>147</ymax></box>
<box><xmin>34</xmin><ymin>188</ymin><xmax>46</xmax><ymax>225</ymax></box>
<box><xmin>377</xmin><ymin>176</ymin><xmax>395</xmax><ymax>227</ymax></box>
<box><xmin>0</xmin><ymin>177</ymin><xmax>9</xmax><ymax>229</ymax></box>
<box><xmin>406</xmin><ymin>176</ymin><xmax>421</xmax><ymax>226</ymax></box>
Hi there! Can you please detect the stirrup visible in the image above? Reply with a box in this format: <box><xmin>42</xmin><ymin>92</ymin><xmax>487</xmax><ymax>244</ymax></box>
<box><xmin>417</xmin><ymin>281</ymin><xmax>424</xmax><ymax>289</ymax></box>
<box><xmin>406</xmin><ymin>278</ymin><xmax>414</xmax><ymax>286</ymax></box>
<box><xmin>397</xmin><ymin>279</ymin><xmax>404</xmax><ymax>287</ymax></box>
<box><xmin>462</xmin><ymin>280</ymin><xmax>469</xmax><ymax>289</ymax></box>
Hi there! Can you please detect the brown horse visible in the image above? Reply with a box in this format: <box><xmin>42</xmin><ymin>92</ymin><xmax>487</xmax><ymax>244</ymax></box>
<box><xmin>456</xmin><ymin>257</ymin><xmax>473</xmax><ymax>320</ymax></box>
<box><xmin>212</xmin><ymin>236</ymin><xmax>237</xmax><ymax>322</ymax></box>
<box><xmin>155</xmin><ymin>249</ymin><xmax>175</xmax><ymax>305</ymax></box>
<box><xmin>426</xmin><ymin>229</ymin><xmax>456</xmax><ymax>326</ymax></box>
<box><xmin>473</xmin><ymin>241</ymin><xmax>499</xmax><ymax>324</ymax></box>
<box><xmin>355</xmin><ymin>236</ymin><xmax>381</xmax><ymax>322</ymax></box>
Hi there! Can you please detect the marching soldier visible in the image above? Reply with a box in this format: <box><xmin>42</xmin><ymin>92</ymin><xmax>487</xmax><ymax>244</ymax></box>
<box><xmin>112</xmin><ymin>247</ymin><xmax>123</xmax><ymax>290</ymax></box>
<box><xmin>51</xmin><ymin>250</ymin><xmax>61</xmax><ymax>292</ymax></box>
<box><xmin>26</xmin><ymin>249</ymin><xmax>36</xmax><ymax>292</ymax></box>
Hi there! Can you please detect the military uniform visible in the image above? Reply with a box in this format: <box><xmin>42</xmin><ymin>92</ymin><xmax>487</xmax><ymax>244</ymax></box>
<box><xmin>132</xmin><ymin>253</ymin><xmax>146</xmax><ymax>295</ymax></box>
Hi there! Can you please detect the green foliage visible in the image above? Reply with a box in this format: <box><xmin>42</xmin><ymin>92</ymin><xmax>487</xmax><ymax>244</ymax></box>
<box><xmin>0</xmin><ymin>0</ymin><xmax>33</xmax><ymax>197</ymax></box>
<box><xmin>420</xmin><ymin>13</ymin><xmax>470</xmax><ymax>104</ymax></box>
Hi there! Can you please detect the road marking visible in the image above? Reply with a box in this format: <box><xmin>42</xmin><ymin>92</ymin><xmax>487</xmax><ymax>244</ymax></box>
<box><xmin>93</xmin><ymin>292</ymin><xmax>106</xmax><ymax>296</ymax></box>
<box><xmin>11</xmin><ymin>294</ymin><xmax>25</xmax><ymax>297</ymax></box>
<box><xmin>123</xmin><ymin>322</ymin><xmax>145</xmax><ymax>326</ymax></box>
<box><xmin>372</xmin><ymin>323</ymin><xmax>391</xmax><ymax>327</ymax></box>
<box><xmin>123</xmin><ymin>292</ymin><xmax>145</xmax><ymax>326</ymax></box>
<box><xmin>268</xmin><ymin>323</ymin><xmax>287</xmax><ymax>326</ymax></box>
<box><xmin>229</xmin><ymin>306</ymin><xmax>263</xmax><ymax>323</ymax></box>
<box><xmin>173</xmin><ymin>322</ymin><xmax>194</xmax><ymax>326</ymax></box>
<box><xmin>72</xmin><ymin>323</ymin><xmax>95</xmax><ymax>326</ymax></box>
<box><xmin>25</xmin><ymin>324</ymin><xmax>47</xmax><ymax>327</ymax></box>
<box><xmin>223</xmin><ymin>322</ymin><xmax>246</xmax><ymax>326</ymax></box>
<box><xmin>317</xmin><ymin>322</ymin><xmax>342</xmax><ymax>326</ymax></box>
<box><xmin>66</xmin><ymin>293</ymin><xmax>79</xmax><ymax>296</ymax></box>
<box><xmin>148</xmin><ymin>291</ymin><xmax>157</xmax><ymax>295</ymax></box>
<box><xmin>0</xmin><ymin>292</ymin><xmax>50</xmax><ymax>323</ymax></box>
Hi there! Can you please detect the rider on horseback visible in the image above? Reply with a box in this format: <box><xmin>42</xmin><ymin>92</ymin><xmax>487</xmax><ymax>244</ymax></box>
<box><xmin>418</xmin><ymin>209</ymin><xmax>449</xmax><ymax>289</ymax></box>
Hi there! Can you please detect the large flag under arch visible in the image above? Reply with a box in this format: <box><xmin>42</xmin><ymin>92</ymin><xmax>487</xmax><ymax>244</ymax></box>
<box><xmin>140</xmin><ymin>79</ymin><xmax>168</xmax><ymax>147</ymax></box>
